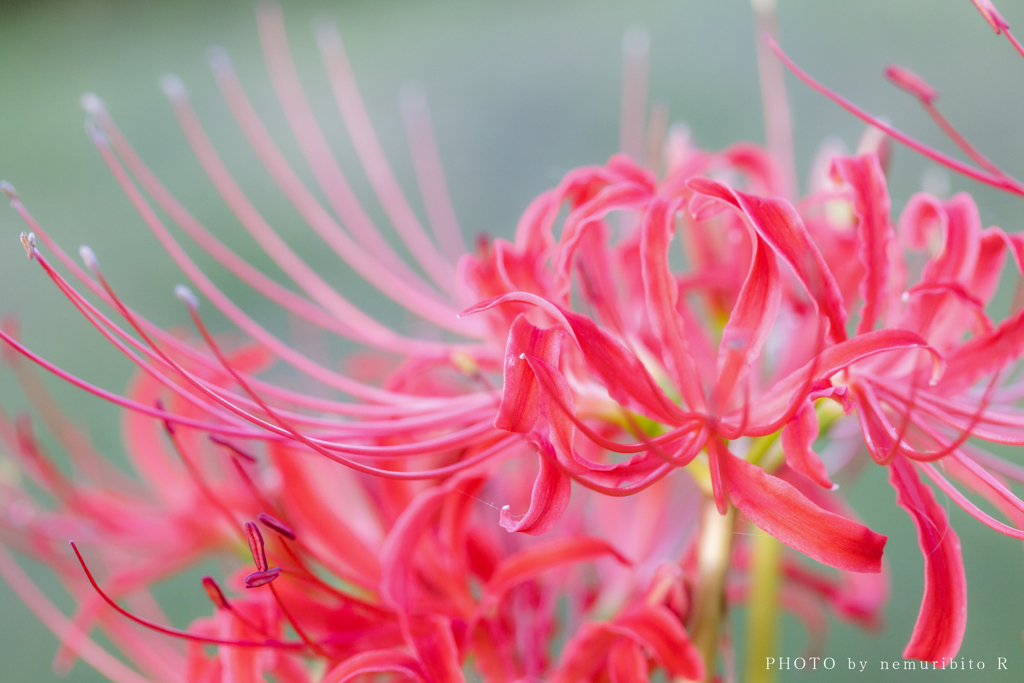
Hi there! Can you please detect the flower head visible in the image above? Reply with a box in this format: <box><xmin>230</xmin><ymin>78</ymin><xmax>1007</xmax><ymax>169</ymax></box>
<box><xmin>3</xmin><ymin>1</ymin><xmax>1024</xmax><ymax>680</ymax></box>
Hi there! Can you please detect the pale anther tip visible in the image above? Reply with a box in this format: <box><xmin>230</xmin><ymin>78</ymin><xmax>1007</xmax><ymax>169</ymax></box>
<box><xmin>313</xmin><ymin>18</ymin><xmax>341</xmax><ymax>45</ymax></box>
<box><xmin>20</xmin><ymin>232</ymin><xmax>36</xmax><ymax>260</ymax></box>
<box><xmin>159</xmin><ymin>74</ymin><xmax>187</xmax><ymax>102</ymax></box>
<box><xmin>901</xmin><ymin>291</ymin><xmax>910</xmax><ymax>303</ymax></box>
<box><xmin>518</xmin><ymin>352</ymin><xmax>526</xmax><ymax>360</ymax></box>
<box><xmin>750</xmin><ymin>0</ymin><xmax>777</xmax><ymax>16</ymax></box>
<box><xmin>206</xmin><ymin>46</ymin><xmax>233</xmax><ymax>74</ymax></box>
<box><xmin>78</xmin><ymin>245</ymin><xmax>98</xmax><ymax>271</ymax></box>
<box><xmin>830</xmin><ymin>483</ymin><xmax>840</xmax><ymax>491</ymax></box>
<box><xmin>501</xmin><ymin>504</ymin><xmax>510</xmax><ymax>511</ymax></box>
<box><xmin>622</xmin><ymin>25</ymin><xmax>650</xmax><ymax>55</ymax></box>
<box><xmin>0</xmin><ymin>180</ymin><xmax>19</xmax><ymax>201</ymax></box>
<box><xmin>174</xmin><ymin>284</ymin><xmax>200</xmax><ymax>309</ymax></box>
<box><xmin>79</xmin><ymin>93</ymin><xmax>107</xmax><ymax>116</ymax></box>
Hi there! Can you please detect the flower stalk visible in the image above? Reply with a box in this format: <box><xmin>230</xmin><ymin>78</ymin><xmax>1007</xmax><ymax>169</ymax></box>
<box><xmin>688</xmin><ymin>498</ymin><xmax>737</xmax><ymax>681</ymax></box>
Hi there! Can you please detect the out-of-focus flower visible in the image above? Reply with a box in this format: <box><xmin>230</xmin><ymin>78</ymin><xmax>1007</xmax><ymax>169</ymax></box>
<box><xmin>3</xmin><ymin>1</ymin><xmax>1024</xmax><ymax>681</ymax></box>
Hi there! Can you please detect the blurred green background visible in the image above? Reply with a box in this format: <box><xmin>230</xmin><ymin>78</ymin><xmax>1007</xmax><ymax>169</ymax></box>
<box><xmin>1</xmin><ymin>0</ymin><xmax>1023</xmax><ymax>680</ymax></box>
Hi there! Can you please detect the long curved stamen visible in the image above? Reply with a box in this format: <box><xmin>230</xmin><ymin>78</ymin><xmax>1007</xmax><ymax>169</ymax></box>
<box><xmin>181</xmin><ymin>296</ymin><xmax>520</xmax><ymax>473</ymax></box>
<box><xmin>48</xmin><ymin>248</ymin><xmax>486</xmax><ymax>434</ymax></box>
<box><xmin>8</xmin><ymin>184</ymin><xmax>490</xmax><ymax>417</ymax></box>
<box><xmin>884</xmin><ymin>64</ymin><xmax>1008</xmax><ymax>178</ymax></box>
<box><xmin>87</xmin><ymin>125</ymin><xmax>482</xmax><ymax>402</ymax></box>
<box><xmin>69</xmin><ymin>542</ymin><xmax>307</xmax><ymax>650</ymax></box>
<box><xmin>0</xmin><ymin>543</ymin><xmax>152</xmax><ymax>683</ymax></box>
<box><xmin>312</xmin><ymin>19</ymin><xmax>462</xmax><ymax>298</ymax></box>
<box><xmin>766</xmin><ymin>35</ymin><xmax>1024</xmax><ymax>196</ymax></box>
<box><xmin>399</xmin><ymin>85</ymin><xmax>468</xmax><ymax>263</ymax></box>
<box><xmin>752</xmin><ymin>0</ymin><xmax>797</xmax><ymax>199</ymax></box>
<box><xmin>207</xmin><ymin>47</ymin><xmax>471</xmax><ymax>331</ymax></box>
<box><xmin>255</xmin><ymin>5</ymin><xmax>445</xmax><ymax>294</ymax></box>
<box><xmin>88</xmin><ymin>92</ymin><xmax>456</xmax><ymax>357</ymax></box>
<box><xmin>619</xmin><ymin>25</ymin><xmax>650</xmax><ymax>164</ymax></box>
<box><xmin>916</xmin><ymin>463</ymin><xmax>1024</xmax><ymax>539</ymax></box>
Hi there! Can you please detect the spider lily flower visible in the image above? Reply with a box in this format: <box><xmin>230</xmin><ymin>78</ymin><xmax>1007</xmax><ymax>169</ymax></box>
<box><xmin>3</xmin><ymin>1</ymin><xmax>1024</xmax><ymax>681</ymax></box>
<box><xmin>761</xmin><ymin>0</ymin><xmax>1024</xmax><ymax>663</ymax></box>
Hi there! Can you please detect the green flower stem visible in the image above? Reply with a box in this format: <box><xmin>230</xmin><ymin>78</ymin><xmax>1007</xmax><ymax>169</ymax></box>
<box><xmin>686</xmin><ymin>498</ymin><xmax>737</xmax><ymax>681</ymax></box>
<box><xmin>745</xmin><ymin>530</ymin><xmax>781</xmax><ymax>683</ymax></box>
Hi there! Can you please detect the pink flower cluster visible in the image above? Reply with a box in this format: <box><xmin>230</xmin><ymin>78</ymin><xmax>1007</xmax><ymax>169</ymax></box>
<box><xmin>2</xmin><ymin>2</ymin><xmax>1024</xmax><ymax>681</ymax></box>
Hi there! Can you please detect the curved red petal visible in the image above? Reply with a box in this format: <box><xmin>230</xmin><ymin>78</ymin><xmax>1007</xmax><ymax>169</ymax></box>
<box><xmin>888</xmin><ymin>455</ymin><xmax>967</xmax><ymax>662</ymax></box>
<box><xmin>494</xmin><ymin>314</ymin><xmax>563</xmax><ymax>433</ymax></box>
<box><xmin>723</xmin><ymin>450</ymin><xmax>887</xmax><ymax>572</ymax></box>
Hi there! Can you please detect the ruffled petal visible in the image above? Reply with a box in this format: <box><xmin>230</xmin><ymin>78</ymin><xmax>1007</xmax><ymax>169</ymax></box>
<box><xmin>831</xmin><ymin>153</ymin><xmax>893</xmax><ymax>334</ymax></box>
<box><xmin>499</xmin><ymin>440</ymin><xmax>571</xmax><ymax>535</ymax></box>
<box><xmin>494</xmin><ymin>314</ymin><xmax>563</xmax><ymax>432</ymax></box>
<box><xmin>639</xmin><ymin>196</ymin><xmax>707</xmax><ymax>411</ymax></box>
<box><xmin>687</xmin><ymin>177</ymin><xmax>847</xmax><ymax>343</ymax></box>
<box><xmin>612</xmin><ymin>605</ymin><xmax>705</xmax><ymax>681</ymax></box>
<box><xmin>484</xmin><ymin>535</ymin><xmax>630</xmax><ymax>606</ymax></box>
<box><xmin>780</xmin><ymin>399</ymin><xmax>834</xmax><ymax>489</ymax></box>
<box><xmin>321</xmin><ymin>650</ymin><xmax>427</xmax><ymax>683</ymax></box>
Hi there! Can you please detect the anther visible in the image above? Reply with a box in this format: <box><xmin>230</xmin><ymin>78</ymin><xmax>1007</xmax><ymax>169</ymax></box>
<box><xmin>244</xmin><ymin>567</ymin><xmax>281</xmax><ymax>589</ymax></box>
<box><xmin>78</xmin><ymin>245</ymin><xmax>99</xmax><ymax>273</ymax></box>
<box><xmin>257</xmin><ymin>512</ymin><xmax>295</xmax><ymax>540</ymax></box>
<box><xmin>972</xmin><ymin>0</ymin><xmax>1009</xmax><ymax>34</ymax></box>
<box><xmin>154</xmin><ymin>399</ymin><xmax>175</xmax><ymax>436</ymax></box>
<box><xmin>621</xmin><ymin>25</ymin><xmax>650</xmax><ymax>58</ymax></box>
<box><xmin>884</xmin><ymin>65</ymin><xmax>938</xmax><ymax>104</ymax></box>
<box><xmin>201</xmin><ymin>576</ymin><xmax>230</xmax><ymax>610</ymax></box>
<box><xmin>0</xmin><ymin>181</ymin><xmax>19</xmax><ymax>201</ymax></box>
<box><xmin>209</xmin><ymin>434</ymin><xmax>257</xmax><ymax>463</ymax></box>
<box><xmin>174</xmin><ymin>285</ymin><xmax>200</xmax><ymax>310</ymax></box>
<box><xmin>79</xmin><ymin>93</ymin><xmax>108</xmax><ymax>118</ymax></box>
<box><xmin>19</xmin><ymin>232</ymin><xmax>35</xmax><ymax>260</ymax></box>
<box><xmin>206</xmin><ymin>46</ymin><xmax>234</xmax><ymax>77</ymax></box>
<box><xmin>313</xmin><ymin>19</ymin><xmax>343</xmax><ymax>53</ymax></box>
<box><xmin>245</xmin><ymin>521</ymin><xmax>268</xmax><ymax>571</ymax></box>
<box><xmin>159</xmin><ymin>74</ymin><xmax>188</xmax><ymax>103</ymax></box>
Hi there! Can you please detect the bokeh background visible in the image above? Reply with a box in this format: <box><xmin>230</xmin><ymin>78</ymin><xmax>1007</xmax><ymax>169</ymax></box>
<box><xmin>1</xmin><ymin>0</ymin><xmax>1023</xmax><ymax>680</ymax></box>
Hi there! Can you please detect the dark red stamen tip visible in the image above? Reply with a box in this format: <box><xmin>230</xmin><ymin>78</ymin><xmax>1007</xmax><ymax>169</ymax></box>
<box><xmin>245</xmin><ymin>521</ymin><xmax>268</xmax><ymax>571</ymax></box>
<box><xmin>202</xmin><ymin>576</ymin><xmax>229</xmax><ymax>610</ymax></box>
<box><xmin>245</xmin><ymin>567</ymin><xmax>281</xmax><ymax>588</ymax></box>
<box><xmin>154</xmin><ymin>399</ymin><xmax>176</xmax><ymax>435</ymax></box>
<box><xmin>884</xmin><ymin>64</ymin><xmax>938</xmax><ymax>104</ymax></box>
<box><xmin>257</xmin><ymin>512</ymin><xmax>296</xmax><ymax>540</ymax></box>
<box><xmin>972</xmin><ymin>0</ymin><xmax>1010</xmax><ymax>34</ymax></box>
<box><xmin>209</xmin><ymin>434</ymin><xmax>257</xmax><ymax>463</ymax></box>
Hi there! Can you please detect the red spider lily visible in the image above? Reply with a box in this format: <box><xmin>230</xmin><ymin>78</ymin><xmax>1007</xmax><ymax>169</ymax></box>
<box><xmin>3</xmin><ymin>1</ymin><xmax>1024</xmax><ymax>681</ymax></box>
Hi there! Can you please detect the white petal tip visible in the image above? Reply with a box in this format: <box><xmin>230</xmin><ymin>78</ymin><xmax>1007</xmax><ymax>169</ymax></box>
<box><xmin>174</xmin><ymin>285</ymin><xmax>200</xmax><ymax>309</ymax></box>
<box><xmin>830</xmin><ymin>483</ymin><xmax>840</xmax><ymax>491</ymax></box>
